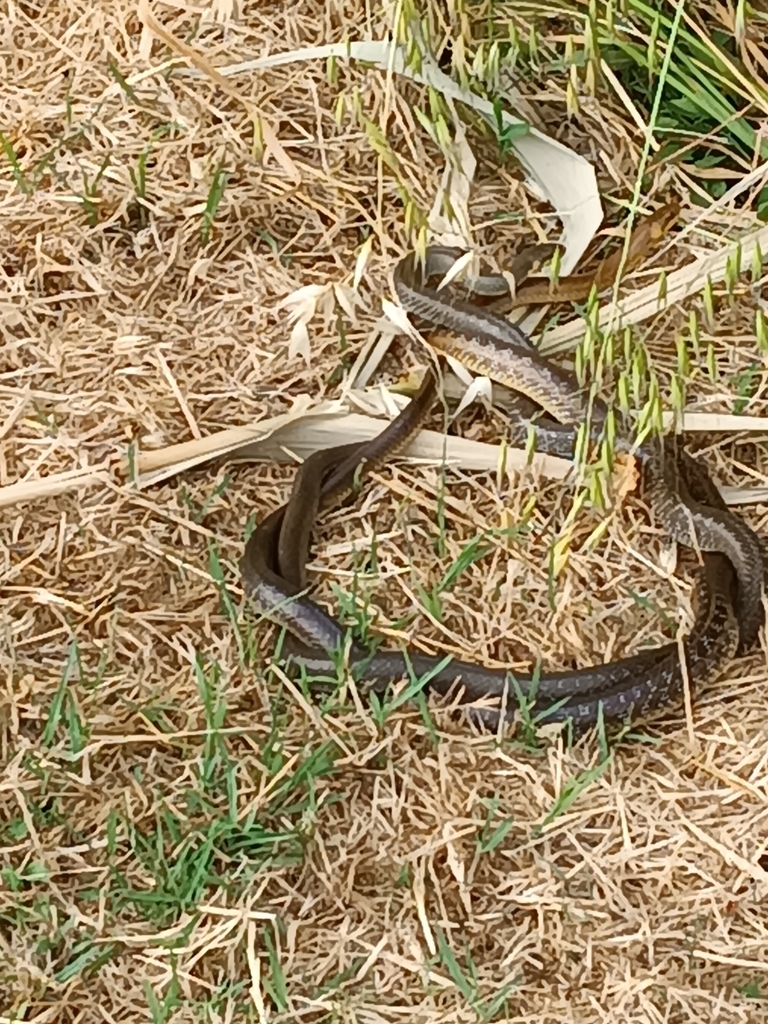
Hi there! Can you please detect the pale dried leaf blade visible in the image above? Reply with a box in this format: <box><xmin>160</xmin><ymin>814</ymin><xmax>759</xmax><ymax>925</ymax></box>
<box><xmin>444</xmin><ymin>353</ymin><xmax>476</xmax><ymax>388</ymax></box>
<box><xmin>0</xmin><ymin>468</ymin><xmax>111</xmax><ymax>510</ymax></box>
<box><xmin>189</xmin><ymin>39</ymin><xmax>603</xmax><ymax>271</ymax></box>
<box><xmin>347</xmin><ymin>324</ymin><xmax>398</xmax><ymax>389</ymax></box>
<box><xmin>429</xmin><ymin>119</ymin><xmax>476</xmax><ymax>242</ymax></box>
<box><xmin>226</xmin><ymin>410</ymin><xmax>575</xmax><ymax>481</ymax></box>
<box><xmin>382</xmin><ymin>296</ymin><xmax>420</xmax><ymax>339</ymax></box>
<box><xmin>436</xmin><ymin>250</ymin><xmax>476</xmax><ymax>290</ymax></box>
<box><xmin>287</xmin><ymin>319</ymin><xmax>312</xmax><ymax>363</ymax></box>
<box><xmin>541</xmin><ymin>221</ymin><xmax>768</xmax><ymax>354</ymax></box>
<box><xmin>333</xmin><ymin>283</ymin><xmax>361</xmax><ymax>320</ymax></box>
<box><xmin>353</xmin><ymin>235</ymin><xmax>375</xmax><ymax>291</ymax></box>
<box><xmin>453</xmin><ymin>375</ymin><xmax>493</xmax><ymax>417</ymax></box>
<box><xmin>136</xmin><ymin>394</ymin><xmax>320</xmax><ymax>480</ymax></box>
<box><xmin>275</xmin><ymin>283</ymin><xmax>328</xmax><ymax>315</ymax></box>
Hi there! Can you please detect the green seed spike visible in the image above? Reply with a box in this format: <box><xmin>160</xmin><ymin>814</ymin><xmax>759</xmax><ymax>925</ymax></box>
<box><xmin>598</xmin><ymin>442</ymin><xmax>612</xmax><ymax>488</ymax></box>
<box><xmin>632</xmin><ymin>356</ymin><xmax>642</xmax><ymax>405</ymax></box>
<box><xmin>589</xmin><ymin>327</ymin><xmax>602</xmax><ymax>380</ymax></box>
<box><xmin>566</xmin><ymin>78</ymin><xmax>579</xmax><ymax>116</ymax></box>
<box><xmin>702</xmin><ymin>277</ymin><xmax>715</xmax><ymax>327</ymax></box>
<box><xmin>589</xmin><ymin>323</ymin><xmax>600</xmax><ymax>371</ymax></box>
<box><xmin>508</xmin><ymin>22</ymin><xmax>520</xmax><ymax>51</ymax></box>
<box><xmin>675</xmin><ymin>334</ymin><xmax>690</xmax><ymax>378</ymax></box>
<box><xmin>657</xmin><ymin>269</ymin><xmax>668</xmax><ymax>304</ymax></box>
<box><xmin>734</xmin><ymin>0</ymin><xmax>747</xmax><ymax>46</ymax></box>
<box><xmin>689</xmin><ymin>308</ymin><xmax>701</xmax><ymax>357</ymax></box>
<box><xmin>551</xmin><ymin>531</ymin><xmax>572</xmax><ymax>580</ymax></box>
<box><xmin>406</xmin><ymin>36</ymin><xmax>422</xmax><ymax>71</ymax></box>
<box><xmin>756</xmin><ymin>310</ymin><xmax>768</xmax><ymax>354</ymax></box>
<box><xmin>596</xmin><ymin>458</ymin><xmax>612</xmax><ymax>507</ymax></box>
<box><xmin>751</xmin><ymin>242</ymin><xmax>764</xmax><ymax>284</ymax></box>
<box><xmin>585</xmin><ymin>59</ymin><xmax>597</xmax><ymax>100</ymax></box>
<box><xmin>521</xmin><ymin>493</ymin><xmax>537</xmax><ymax>520</ymax></box>
<box><xmin>525</xmin><ymin>421</ymin><xmax>538</xmax><ymax>465</ymax></box>
<box><xmin>574</xmin><ymin>420</ymin><xmax>589</xmax><ymax>467</ymax></box>
<box><xmin>416</xmin><ymin>224</ymin><xmax>428</xmax><ymax>260</ymax></box>
<box><xmin>413</xmin><ymin>106</ymin><xmax>435</xmax><ymax>143</ymax></box>
<box><xmin>435</xmin><ymin>116</ymin><xmax>453</xmax><ymax>152</ymax></box>
<box><xmin>640</xmin><ymin>376</ymin><xmax>659</xmax><ymax>435</ymax></box>
<box><xmin>724</xmin><ymin>251</ymin><xmax>737</xmax><ymax>299</ymax></box>
<box><xmin>706</xmin><ymin>342</ymin><xmax>718</xmax><ymax>382</ymax></box>
<box><xmin>575</xmin><ymin>342</ymin><xmax>585</xmax><ymax>387</ymax></box>
<box><xmin>497</xmin><ymin>435</ymin><xmax>509</xmax><ymax>490</ymax></box>
<box><xmin>653</xmin><ymin>384</ymin><xmax>664</xmax><ymax>434</ymax></box>
<box><xmin>333</xmin><ymin>92</ymin><xmax>346</xmax><ymax>127</ymax></box>
<box><xmin>563</xmin><ymin>487</ymin><xmax>588</xmax><ymax>529</ymax></box>
<box><xmin>623</xmin><ymin>325</ymin><xmax>633</xmax><ymax>368</ymax></box>
<box><xmin>549</xmin><ymin>245</ymin><xmax>563</xmax><ymax>286</ymax></box>
<box><xmin>618</xmin><ymin>372</ymin><xmax>631</xmax><ymax>415</ymax></box>
<box><xmin>602</xmin><ymin>449</ymin><xmax>615</xmax><ymax>495</ymax></box>
<box><xmin>648</xmin><ymin>369</ymin><xmax>660</xmax><ymax>404</ymax></box>
<box><xmin>589</xmin><ymin>466</ymin><xmax>605</xmax><ymax>510</ymax></box>
<box><xmin>471</xmin><ymin>43</ymin><xmax>485</xmax><ymax>80</ymax></box>
<box><xmin>442</xmin><ymin>191</ymin><xmax>456</xmax><ymax>224</ymax></box>
<box><xmin>327</xmin><ymin>55</ymin><xmax>337</xmax><ymax>86</ymax></box>
<box><xmin>396</xmin><ymin>2</ymin><xmax>410</xmax><ymax>43</ymax></box>
<box><xmin>365</xmin><ymin>120</ymin><xmax>399</xmax><ymax>171</ymax></box>
<box><xmin>586</xmin><ymin>285</ymin><xmax>601</xmax><ymax>331</ymax></box>
<box><xmin>528</xmin><ymin>22</ymin><xmax>538</xmax><ymax>60</ymax></box>
<box><xmin>565</xmin><ymin>34</ymin><xmax>574</xmax><ymax>65</ymax></box>
<box><xmin>605</xmin><ymin>404</ymin><xmax>617</xmax><ymax>456</ymax></box>
<box><xmin>584</xmin><ymin>517</ymin><xmax>612</xmax><ymax>553</ymax></box>
<box><xmin>648</xmin><ymin>14</ymin><xmax>659</xmax><ymax>78</ymax></box>
<box><xmin>670</xmin><ymin>373</ymin><xmax>685</xmax><ymax>415</ymax></box>
<box><xmin>410</xmin><ymin>201</ymin><xmax>425</xmax><ymax>243</ymax></box>
<box><xmin>584</xmin><ymin>14</ymin><xmax>599</xmax><ymax>95</ymax></box>
<box><xmin>593</xmin><ymin>343</ymin><xmax>605</xmax><ymax>388</ymax></box>
<box><xmin>605</xmin><ymin>0</ymin><xmax>615</xmax><ymax>33</ymax></box>
<box><xmin>404</xmin><ymin>194</ymin><xmax>414</xmax><ymax>238</ymax></box>
<box><xmin>634</xmin><ymin>343</ymin><xmax>647</xmax><ymax>381</ymax></box>
<box><xmin>586</xmin><ymin>9</ymin><xmax>598</xmax><ymax>59</ymax></box>
<box><xmin>639</xmin><ymin>377</ymin><xmax>662</xmax><ymax>440</ymax></box>
<box><xmin>488</xmin><ymin>41</ymin><xmax>500</xmax><ymax>84</ymax></box>
<box><xmin>604</xmin><ymin>327</ymin><xmax>615</xmax><ymax>368</ymax></box>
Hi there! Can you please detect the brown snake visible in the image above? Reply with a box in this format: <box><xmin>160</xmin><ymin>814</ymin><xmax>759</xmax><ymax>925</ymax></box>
<box><xmin>240</xmin><ymin>208</ymin><xmax>763</xmax><ymax>735</ymax></box>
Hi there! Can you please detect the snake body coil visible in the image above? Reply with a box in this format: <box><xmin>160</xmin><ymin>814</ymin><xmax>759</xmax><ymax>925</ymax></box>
<box><xmin>393</xmin><ymin>249</ymin><xmax>764</xmax><ymax>653</ymax></box>
<box><xmin>240</xmin><ymin>230</ymin><xmax>763</xmax><ymax>735</ymax></box>
<box><xmin>241</xmin><ymin>430</ymin><xmax>740</xmax><ymax>734</ymax></box>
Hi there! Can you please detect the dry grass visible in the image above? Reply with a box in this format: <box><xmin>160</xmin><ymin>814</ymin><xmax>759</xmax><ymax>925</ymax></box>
<box><xmin>2</xmin><ymin>2</ymin><xmax>768</xmax><ymax>1023</ymax></box>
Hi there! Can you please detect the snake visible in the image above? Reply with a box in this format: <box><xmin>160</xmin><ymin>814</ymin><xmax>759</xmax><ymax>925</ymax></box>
<box><xmin>240</xmin><ymin>210</ymin><xmax>763</xmax><ymax>734</ymax></box>
<box><xmin>510</xmin><ymin>199</ymin><xmax>682</xmax><ymax>307</ymax></box>
<box><xmin>392</xmin><ymin>246</ymin><xmax>765</xmax><ymax>653</ymax></box>
<box><xmin>240</xmin><ymin>372</ymin><xmax>741</xmax><ymax>734</ymax></box>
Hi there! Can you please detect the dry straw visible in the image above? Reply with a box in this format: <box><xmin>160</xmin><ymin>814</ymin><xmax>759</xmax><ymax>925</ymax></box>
<box><xmin>2</xmin><ymin>2</ymin><xmax>768</xmax><ymax>1023</ymax></box>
